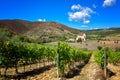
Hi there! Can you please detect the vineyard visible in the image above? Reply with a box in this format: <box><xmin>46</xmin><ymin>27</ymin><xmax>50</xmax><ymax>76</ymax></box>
<box><xmin>0</xmin><ymin>41</ymin><xmax>57</xmax><ymax>79</ymax></box>
<box><xmin>94</xmin><ymin>47</ymin><xmax>120</xmax><ymax>67</ymax></box>
<box><xmin>0</xmin><ymin>41</ymin><xmax>120</xmax><ymax>80</ymax></box>
<box><xmin>94</xmin><ymin>47</ymin><xmax>120</xmax><ymax>79</ymax></box>
<box><xmin>57</xmin><ymin>42</ymin><xmax>91</xmax><ymax>78</ymax></box>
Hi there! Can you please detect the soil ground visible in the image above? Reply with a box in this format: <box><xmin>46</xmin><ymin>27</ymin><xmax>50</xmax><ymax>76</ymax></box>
<box><xmin>26</xmin><ymin>54</ymin><xmax>106</xmax><ymax>80</ymax></box>
<box><xmin>107</xmin><ymin>63</ymin><xmax>120</xmax><ymax>80</ymax></box>
<box><xmin>45</xmin><ymin>40</ymin><xmax>120</xmax><ymax>51</ymax></box>
<box><xmin>28</xmin><ymin>54</ymin><xmax>120</xmax><ymax>80</ymax></box>
<box><xmin>79</xmin><ymin>54</ymin><xmax>105</xmax><ymax>80</ymax></box>
<box><xmin>11</xmin><ymin>54</ymin><xmax>104</xmax><ymax>80</ymax></box>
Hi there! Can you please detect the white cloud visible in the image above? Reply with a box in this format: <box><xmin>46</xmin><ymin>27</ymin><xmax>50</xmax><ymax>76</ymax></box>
<box><xmin>83</xmin><ymin>20</ymin><xmax>90</xmax><ymax>24</ymax></box>
<box><xmin>103</xmin><ymin>0</ymin><xmax>116</xmax><ymax>7</ymax></box>
<box><xmin>38</xmin><ymin>19</ymin><xmax>42</xmax><ymax>22</ymax></box>
<box><xmin>71</xmin><ymin>4</ymin><xmax>82</xmax><ymax>10</ymax></box>
<box><xmin>90</xmin><ymin>27</ymin><xmax>99</xmax><ymax>30</ymax></box>
<box><xmin>38</xmin><ymin>18</ymin><xmax>46</xmax><ymax>22</ymax></box>
<box><xmin>80</xmin><ymin>25</ymin><xmax>88</xmax><ymax>28</ymax></box>
<box><xmin>68</xmin><ymin>4</ymin><xmax>95</xmax><ymax>24</ymax></box>
<box><xmin>94</xmin><ymin>28</ymin><xmax>99</xmax><ymax>30</ymax></box>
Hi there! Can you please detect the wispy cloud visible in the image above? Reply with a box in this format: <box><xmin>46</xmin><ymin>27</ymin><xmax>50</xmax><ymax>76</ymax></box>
<box><xmin>83</xmin><ymin>20</ymin><xmax>90</xmax><ymax>24</ymax></box>
<box><xmin>71</xmin><ymin>4</ymin><xmax>82</xmax><ymax>10</ymax></box>
<box><xmin>68</xmin><ymin>4</ymin><xmax>95</xmax><ymax>24</ymax></box>
<box><xmin>80</xmin><ymin>25</ymin><xmax>88</xmax><ymax>28</ymax></box>
<box><xmin>38</xmin><ymin>18</ymin><xmax>46</xmax><ymax>22</ymax></box>
<box><xmin>90</xmin><ymin>27</ymin><xmax>99</xmax><ymax>30</ymax></box>
<box><xmin>103</xmin><ymin>0</ymin><xmax>116</xmax><ymax>7</ymax></box>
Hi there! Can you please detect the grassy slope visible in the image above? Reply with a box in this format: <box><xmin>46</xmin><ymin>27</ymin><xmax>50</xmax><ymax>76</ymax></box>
<box><xmin>25</xmin><ymin>22</ymin><xmax>80</xmax><ymax>40</ymax></box>
<box><xmin>84</xmin><ymin>28</ymin><xmax>120</xmax><ymax>40</ymax></box>
<box><xmin>0</xmin><ymin>20</ymin><xmax>82</xmax><ymax>42</ymax></box>
<box><xmin>0</xmin><ymin>19</ymin><xmax>120</xmax><ymax>41</ymax></box>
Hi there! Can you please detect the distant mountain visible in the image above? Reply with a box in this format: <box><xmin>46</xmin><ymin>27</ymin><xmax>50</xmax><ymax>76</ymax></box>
<box><xmin>0</xmin><ymin>20</ymin><xmax>81</xmax><ymax>42</ymax></box>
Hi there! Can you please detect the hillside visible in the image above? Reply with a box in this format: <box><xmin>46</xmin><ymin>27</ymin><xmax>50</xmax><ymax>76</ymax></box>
<box><xmin>0</xmin><ymin>20</ymin><xmax>32</xmax><ymax>33</ymax></box>
<box><xmin>0</xmin><ymin>20</ymin><xmax>81</xmax><ymax>33</ymax></box>
<box><xmin>25</xmin><ymin>22</ymin><xmax>81</xmax><ymax>40</ymax></box>
<box><xmin>0</xmin><ymin>19</ymin><xmax>120</xmax><ymax>42</ymax></box>
<box><xmin>0</xmin><ymin>20</ymin><xmax>81</xmax><ymax>42</ymax></box>
<box><xmin>85</xmin><ymin>28</ymin><xmax>120</xmax><ymax>40</ymax></box>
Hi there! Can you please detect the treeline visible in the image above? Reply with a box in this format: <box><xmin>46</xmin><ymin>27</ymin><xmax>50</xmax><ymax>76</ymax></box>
<box><xmin>85</xmin><ymin>28</ymin><xmax>120</xmax><ymax>40</ymax></box>
<box><xmin>0</xmin><ymin>28</ymin><xmax>67</xmax><ymax>44</ymax></box>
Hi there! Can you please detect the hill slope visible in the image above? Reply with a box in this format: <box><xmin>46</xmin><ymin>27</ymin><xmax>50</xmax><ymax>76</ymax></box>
<box><xmin>85</xmin><ymin>28</ymin><xmax>120</xmax><ymax>40</ymax></box>
<box><xmin>0</xmin><ymin>19</ymin><xmax>120</xmax><ymax>42</ymax></box>
<box><xmin>0</xmin><ymin>20</ymin><xmax>32</xmax><ymax>33</ymax></box>
<box><xmin>0</xmin><ymin>20</ymin><xmax>81</xmax><ymax>42</ymax></box>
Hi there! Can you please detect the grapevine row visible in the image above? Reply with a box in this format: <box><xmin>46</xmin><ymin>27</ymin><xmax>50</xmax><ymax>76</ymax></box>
<box><xmin>57</xmin><ymin>41</ymin><xmax>91</xmax><ymax>77</ymax></box>
<box><xmin>94</xmin><ymin>47</ymin><xmax>120</xmax><ymax>68</ymax></box>
<box><xmin>0</xmin><ymin>41</ymin><xmax>57</xmax><ymax>75</ymax></box>
<box><xmin>0</xmin><ymin>41</ymin><xmax>92</xmax><ymax>78</ymax></box>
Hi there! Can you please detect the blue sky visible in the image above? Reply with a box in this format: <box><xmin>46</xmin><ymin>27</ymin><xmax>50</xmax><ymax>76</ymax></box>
<box><xmin>0</xmin><ymin>0</ymin><xmax>120</xmax><ymax>30</ymax></box>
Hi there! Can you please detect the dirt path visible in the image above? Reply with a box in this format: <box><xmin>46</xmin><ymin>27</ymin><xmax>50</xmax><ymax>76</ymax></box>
<box><xmin>79</xmin><ymin>54</ymin><xmax>105</xmax><ymax>80</ymax></box>
<box><xmin>27</xmin><ymin>54</ymin><xmax>106</xmax><ymax>80</ymax></box>
<box><xmin>107</xmin><ymin>63</ymin><xmax>120</xmax><ymax>80</ymax></box>
<box><xmin>28</xmin><ymin>67</ymin><xmax>58</xmax><ymax>80</ymax></box>
<box><xmin>0</xmin><ymin>54</ymin><xmax>107</xmax><ymax>80</ymax></box>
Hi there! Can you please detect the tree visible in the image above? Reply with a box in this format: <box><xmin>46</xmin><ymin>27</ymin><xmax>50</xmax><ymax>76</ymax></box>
<box><xmin>77</xmin><ymin>38</ymin><xmax>82</xmax><ymax>43</ymax></box>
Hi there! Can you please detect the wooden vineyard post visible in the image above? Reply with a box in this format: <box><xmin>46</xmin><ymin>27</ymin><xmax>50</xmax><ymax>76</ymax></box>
<box><xmin>104</xmin><ymin>47</ymin><xmax>107</xmax><ymax>79</ymax></box>
<box><xmin>57</xmin><ymin>42</ymin><xmax>60</xmax><ymax>79</ymax></box>
<box><xmin>57</xmin><ymin>50</ymin><xmax>60</xmax><ymax>79</ymax></box>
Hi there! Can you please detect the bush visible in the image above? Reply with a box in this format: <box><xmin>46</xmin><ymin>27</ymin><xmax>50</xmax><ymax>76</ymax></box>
<box><xmin>97</xmin><ymin>46</ymin><xmax>103</xmax><ymax>50</ymax></box>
